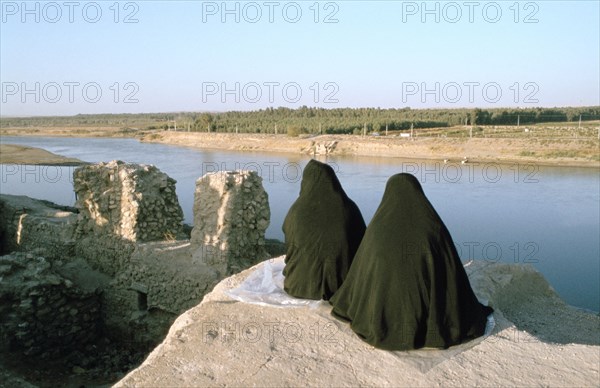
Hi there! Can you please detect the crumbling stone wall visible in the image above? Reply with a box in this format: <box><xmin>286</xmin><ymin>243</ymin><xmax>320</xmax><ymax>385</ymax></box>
<box><xmin>72</xmin><ymin>161</ymin><xmax>184</xmax><ymax>275</ymax></box>
<box><xmin>191</xmin><ymin>170</ymin><xmax>270</xmax><ymax>275</ymax></box>
<box><xmin>100</xmin><ymin>241</ymin><xmax>220</xmax><ymax>346</ymax></box>
<box><xmin>74</xmin><ymin>235</ymin><xmax>135</xmax><ymax>277</ymax></box>
<box><xmin>73</xmin><ymin>160</ymin><xmax>184</xmax><ymax>242</ymax></box>
<box><xmin>0</xmin><ymin>195</ymin><xmax>77</xmax><ymax>259</ymax></box>
<box><xmin>115</xmin><ymin>241</ymin><xmax>219</xmax><ymax>314</ymax></box>
<box><xmin>0</xmin><ymin>165</ymin><xmax>275</xmax><ymax>375</ymax></box>
<box><xmin>0</xmin><ymin>252</ymin><xmax>102</xmax><ymax>359</ymax></box>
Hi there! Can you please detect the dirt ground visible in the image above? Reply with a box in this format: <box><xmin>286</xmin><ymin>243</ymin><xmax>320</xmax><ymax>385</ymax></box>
<box><xmin>0</xmin><ymin>144</ymin><xmax>85</xmax><ymax>165</ymax></box>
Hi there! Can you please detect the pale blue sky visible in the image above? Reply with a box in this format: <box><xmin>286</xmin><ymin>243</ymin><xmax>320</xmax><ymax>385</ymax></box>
<box><xmin>1</xmin><ymin>0</ymin><xmax>599</xmax><ymax>115</ymax></box>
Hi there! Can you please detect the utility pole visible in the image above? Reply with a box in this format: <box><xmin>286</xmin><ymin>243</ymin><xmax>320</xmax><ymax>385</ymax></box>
<box><xmin>517</xmin><ymin>115</ymin><xmax>520</xmax><ymax>127</ymax></box>
<box><xmin>410</xmin><ymin>123</ymin><xmax>414</xmax><ymax>138</ymax></box>
<box><xmin>363</xmin><ymin>123</ymin><xmax>367</xmax><ymax>137</ymax></box>
<box><xmin>385</xmin><ymin>123</ymin><xmax>388</xmax><ymax>136</ymax></box>
<box><xmin>578</xmin><ymin>114</ymin><xmax>582</xmax><ymax>129</ymax></box>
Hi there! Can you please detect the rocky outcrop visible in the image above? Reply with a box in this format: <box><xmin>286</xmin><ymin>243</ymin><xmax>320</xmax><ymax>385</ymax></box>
<box><xmin>116</xmin><ymin>258</ymin><xmax>600</xmax><ymax>387</ymax></box>
<box><xmin>191</xmin><ymin>170</ymin><xmax>270</xmax><ymax>275</ymax></box>
<box><xmin>314</xmin><ymin>140</ymin><xmax>338</xmax><ymax>155</ymax></box>
<box><xmin>300</xmin><ymin>140</ymin><xmax>338</xmax><ymax>156</ymax></box>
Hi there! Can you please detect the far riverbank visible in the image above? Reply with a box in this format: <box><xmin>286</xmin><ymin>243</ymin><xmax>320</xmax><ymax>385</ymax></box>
<box><xmin>1</xmin><ymin>127</ymin><xmax>598</xmax><ymax>168</ymax></box>
<box><xmin>141</xmin><ymin>131</ymin><xmax>600</xmax><ymax>168</ymax></box>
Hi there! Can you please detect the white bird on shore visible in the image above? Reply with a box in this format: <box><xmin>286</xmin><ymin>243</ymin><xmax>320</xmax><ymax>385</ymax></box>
<box><xmin>461</xmin><ymin>157</ymin><xmax>468</xmax><ymax>164</ymax></box>
<box><xmin>443</xmin><ymin>159</ymin><xmax>449</xmax><ymax>164</ymax></box>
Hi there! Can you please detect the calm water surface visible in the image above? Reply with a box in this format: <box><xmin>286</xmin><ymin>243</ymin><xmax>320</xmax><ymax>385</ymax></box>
<box><xmin>1</xmin><ymin>136</ymin><xmax>599</xmax><ymax>312</ymax></box>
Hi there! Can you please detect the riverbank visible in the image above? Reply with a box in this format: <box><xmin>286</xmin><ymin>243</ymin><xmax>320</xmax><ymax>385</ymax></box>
<box><xmin>1</xmin><ymin>127</ymin><xmax>599</xmax><ymax>167</ymax></box>
<box><xmin>141</xmin><ymin>131</ymin><xmax>600</xmax><ymax>168</ymax></box>
<box><xmin>0</xmin><ymin>144</ymin><xmax>86</xmax><ymax>165</ymax></box>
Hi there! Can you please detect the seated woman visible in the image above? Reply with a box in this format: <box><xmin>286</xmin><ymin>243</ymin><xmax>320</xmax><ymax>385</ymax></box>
<box><xmin>283</xmin><ymin>159</ymin><xmax>366</xmax><ymax>301</ymax></box>
<box><xmin>330</xmin><ymin>173</ymin><xmax>493</xmax><ymax>350</ymax></box>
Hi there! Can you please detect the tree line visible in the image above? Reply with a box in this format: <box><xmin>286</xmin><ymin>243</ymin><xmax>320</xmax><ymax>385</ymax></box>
<box><xmin>2</xmin><ymin>106</ymin><xmax>598</xmax><ymax>135</ymax></box>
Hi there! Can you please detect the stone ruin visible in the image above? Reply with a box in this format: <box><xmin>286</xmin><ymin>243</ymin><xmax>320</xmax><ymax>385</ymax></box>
<box><xmin>302</xmin><ymin>140</ymin><xmax>338</xmax><ymax>156</ymax></box>
<box><xmin>0</xmin><ymin>252</ymin><xmax>101</xmax><ymax>359</ymax></box>
<box><xmin>191</xmin><ymin>170</ymin><xmax>270</xmax><ymax>275</ymax></box>
<box><xmin>0</xmin><ymin>195</ymin><xmax>77</xmax><ymax>259</ymax></box>
<box><xmin>72</xmin><ymin>160</ymin><xmax>185</xmax><ymax>275</ymax></box>
<box><xmin>74</xmin><ymin>160</ymin><xmax>184</xmax><ymax>242</ymax></box>
<box><xmin>0</xmin><ymin>161</ymin><xmax>273</xmax><ymax>386</ymax></box>
<box><xmin>102</xmin><ymin>170</ymin><xmax>271</xmax><ymax>342</ymax></box>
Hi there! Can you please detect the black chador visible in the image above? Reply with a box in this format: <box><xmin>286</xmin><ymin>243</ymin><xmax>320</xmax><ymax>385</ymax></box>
<box><xmin>282</xmin><ymin>159</ymin><xmax>366</xmax><ymax>301</ymax></box>
<box><xmin>330</xmin><ymin>173</ymin><xmax>493</xmax><ymax>350</ymax></box>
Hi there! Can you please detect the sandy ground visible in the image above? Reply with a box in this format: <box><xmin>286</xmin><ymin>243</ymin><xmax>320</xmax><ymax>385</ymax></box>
<box><xmin>1</xmin><ymin>126</ymin><xmax>127</xmax><ymax>138</ymax></box>
<box><xmin>0</xmin><ymin>144</ymin><xmax>85</xmax><ymax>166</ymax></box>
<box><xmin>116</xmin><ymin>257</ymin><xmax>599</xmax><ymax>387</ymax></box>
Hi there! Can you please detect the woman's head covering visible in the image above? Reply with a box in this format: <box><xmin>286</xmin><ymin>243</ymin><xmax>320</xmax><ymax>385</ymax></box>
<box><xmin>282</xmin><ymin>159</ymin><xmax>366</xmax><ymax>300</ymax></box>
<box><xmin>330</xmin><ymin>173</ymin><xmax>493</xmax><ymax>350</ymax></box>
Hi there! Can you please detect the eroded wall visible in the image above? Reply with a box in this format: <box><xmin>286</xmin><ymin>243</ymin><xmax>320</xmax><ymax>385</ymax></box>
<box><xmin>0</xmin><ymin>161</ymin><xmax>272</xmax><ymax>352</ymax></box>
<box><xmin>0</xmin><ymin>252</ymin><xmax>102</xmax><ymax>359</ymax></box>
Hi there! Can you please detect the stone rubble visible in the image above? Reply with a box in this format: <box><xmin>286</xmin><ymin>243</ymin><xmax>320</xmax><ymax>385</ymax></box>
<box><xmin>0</xmin><ymin>252</ymin><xmax>101</xmax><ymax>360</ymax></box>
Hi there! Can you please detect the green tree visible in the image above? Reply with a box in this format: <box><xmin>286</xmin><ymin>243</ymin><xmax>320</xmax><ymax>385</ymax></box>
<box><xmin>195</xmin><ymin>113</ymin><xmax>214</xmax><ymax>132</ymax></box>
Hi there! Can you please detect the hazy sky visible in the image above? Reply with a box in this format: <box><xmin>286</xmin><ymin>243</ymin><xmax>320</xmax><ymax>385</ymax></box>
<box><xmin>1</xmin><ymin>0</ymin><xmax>599</xmax><ymax>116</ymax></box>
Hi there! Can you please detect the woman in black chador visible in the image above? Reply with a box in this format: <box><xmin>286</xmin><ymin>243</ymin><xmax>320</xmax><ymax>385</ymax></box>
<box><xmin>282</xmin><ymin>159</ymin><xmax>366</xmax><ymax>301</ymax></box>
<box><xmin>330</xmin><ymin>173</ymin><xmax>493</xmax><ymax>350</ymax></box>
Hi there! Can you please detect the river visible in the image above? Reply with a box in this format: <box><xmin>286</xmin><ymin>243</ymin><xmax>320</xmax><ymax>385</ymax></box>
<box><xmin>1</xmin><ymin>136</ymin><xmax>599</xmax><ymax>313</ymax></box>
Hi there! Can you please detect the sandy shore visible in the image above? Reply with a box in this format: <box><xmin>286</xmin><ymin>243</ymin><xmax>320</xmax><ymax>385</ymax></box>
<box><xmin>0</xmin><ymin>144</ymin><xmax>85</xmax><ymax>166</ymax></box>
